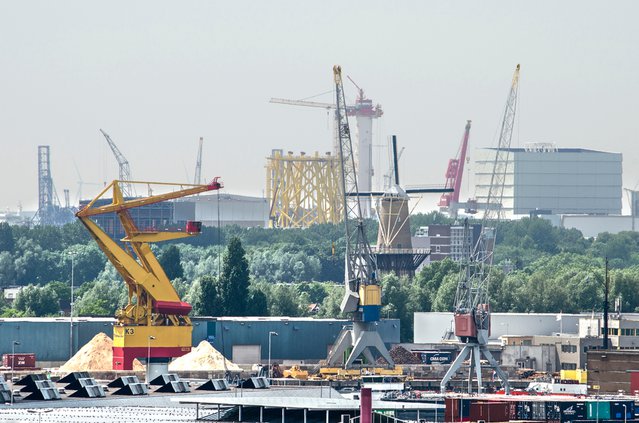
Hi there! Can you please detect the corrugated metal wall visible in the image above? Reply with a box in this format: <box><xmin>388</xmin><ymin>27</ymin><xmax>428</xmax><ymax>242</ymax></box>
<box><xmin>0</xmin><ymin>317</ymin><xmax>400</xmax><ymax>363</ymax></box>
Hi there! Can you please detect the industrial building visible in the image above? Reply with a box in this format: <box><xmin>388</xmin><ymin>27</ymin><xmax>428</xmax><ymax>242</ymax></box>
<box><xmin>79</xmin><ymin>192</ymin><xmax>268</xmax><ymax>240</ymax></box>
<box><xmin>0</xmin><ymin>316</ymin><xmax>400</xmax><ymax>367</ymax></box>
<box><xmin>412</xmin><ymin>224</ymin><xmax>482</xmax><ymax>264</ymax></box>
<box><xmin>474</xmin><ymin>144</ymin><xmax>622</xmax><ymax>217</ymax></box>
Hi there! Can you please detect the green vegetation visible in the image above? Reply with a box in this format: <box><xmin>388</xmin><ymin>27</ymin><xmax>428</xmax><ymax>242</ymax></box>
<box><xmin>1</xmin><ymin>214</ymin><xmax>639</xmax><ymax>342</ymax></box>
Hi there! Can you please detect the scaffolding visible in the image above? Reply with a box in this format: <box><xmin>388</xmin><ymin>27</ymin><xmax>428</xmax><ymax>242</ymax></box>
<box><xmin>266</xmin><ymin>150</ymin><xmax>342</xmax><ymax>228</ymax></box>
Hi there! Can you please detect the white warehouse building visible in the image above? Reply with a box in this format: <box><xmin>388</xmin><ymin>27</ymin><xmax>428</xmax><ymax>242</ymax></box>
<box><xmin>474</xmin><ymin>144</ymin><xmax>622</xmax><ymax>218</ymax></box>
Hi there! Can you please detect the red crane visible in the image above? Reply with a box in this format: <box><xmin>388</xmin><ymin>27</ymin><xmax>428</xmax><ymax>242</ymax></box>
<box><xmin>439</xmin><ymin>120</ymin><xmax>472</xmax><ymax>211</ymax></box>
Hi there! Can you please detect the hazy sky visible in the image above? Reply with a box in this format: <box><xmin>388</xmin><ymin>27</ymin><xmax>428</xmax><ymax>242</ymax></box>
<box><xmin>1</xmin><ymin>1</ymin><xmax>638</xmax><ymax>213</ymax></box>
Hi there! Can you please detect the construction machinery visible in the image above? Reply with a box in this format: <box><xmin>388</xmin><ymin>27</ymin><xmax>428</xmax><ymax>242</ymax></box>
<box><xmin>270</xmin><ymin>77</ymin><xmax>382</xmax><ymax>218</ymax></box>
<box><xmin>100</xmin><ymin>129</ymin><xmax>133</xmax><ymax>198</ymax></box>
<box><xmin>439</xmin><ymin>121</ymin><xmax>472</xmax><ymax>217</ymax></box>
<box><xmin>439</xmin><ymin>64</ymin><xmax>521</xmax><ymax>394</ymax></box>
<box><xmin>76</xmin><ymin>178</ymin><xmax>223</xmax><ymax>376</ymax></box>
<box><xmin>325</xmin><ymin>65</ymin><xmax>393</xmax><ymax>369</ymax></box>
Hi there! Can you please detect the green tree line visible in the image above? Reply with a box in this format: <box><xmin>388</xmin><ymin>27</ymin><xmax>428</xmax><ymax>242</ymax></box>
<box><xmin>2</xmin><ymin>214</ymin><xmax>639</xmax><ymax>342</ymax></box>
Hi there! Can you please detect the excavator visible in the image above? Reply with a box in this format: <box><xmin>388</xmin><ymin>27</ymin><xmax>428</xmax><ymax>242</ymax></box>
<box><xmin>76</xmin><ymin>178</ymin><xmax>222</xmax><ymax>376</ymax></box>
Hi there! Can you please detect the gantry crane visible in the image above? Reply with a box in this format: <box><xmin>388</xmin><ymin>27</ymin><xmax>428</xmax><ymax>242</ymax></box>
<box><xmin>100</xmin><ymin>129</ymin><xmax>133</xmax><ymax>198</ymax></box>
<box><xmin>325</xmin><ymin>65</ymin><xmax>393</xmax><ymax>368</ymax></box>
<box><xmin>76</xmin><ymin>178</ymin><xmax>223</xmax><ymax>373</ymax></box>
<box><xmin>439</xmin><ymin>121</ymin><xmax>472</xmax><ymax>217</ymax></box>
<box><xmin>440</xmin><ymin>65</ymin><xmax>521</xmax><ymax>394</ymax></box>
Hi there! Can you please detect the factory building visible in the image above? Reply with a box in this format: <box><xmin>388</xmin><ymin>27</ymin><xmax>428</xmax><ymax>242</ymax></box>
<box><xmin>474</xmin><ymin>144</ymin><xmax>622</xmax><ymax>218</ymax></box>
<box><xmin>79</xmin><ymin>193</ymin><xmax>268</xmax><ymax>239</ymax></box>
<box><xmin>0</xmin><ymin>316</ymin><xmax>399</xmax><ymax>367</ymax></box>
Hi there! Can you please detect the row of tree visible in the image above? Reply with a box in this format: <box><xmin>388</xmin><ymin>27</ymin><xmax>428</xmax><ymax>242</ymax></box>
<box><xmin>3</xmin><ymin>214</ymin><xmax>639</xmax><ymax>343</ymax></box>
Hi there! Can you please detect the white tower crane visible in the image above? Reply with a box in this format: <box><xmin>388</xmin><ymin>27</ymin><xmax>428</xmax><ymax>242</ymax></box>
<box><xmin>439</xmin><ymin>64</ymin><xmax>521</xmax><ymax>395</ymax></box>
<box><xmin>194</xmin><ymin>137</ymin><xmax>203</xmax><ymax>185</ymax></box>
<box><xmin>270</xmin><ymin>80</ymin><xmax>382</xmax><ymax>218</ymax></box>
<box><xmin>99</xmin><ymin>129</ymin><xmax>133</xmax><ymax>198</ymax></box>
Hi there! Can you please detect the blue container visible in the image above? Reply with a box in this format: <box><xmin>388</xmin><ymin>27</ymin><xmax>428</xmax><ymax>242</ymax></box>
<box><xmin>560</xmin><ymin>401</ymin><xmax>587</xmax><ymax>422</ymax></box>
<box><xmin>610</xmin><ymin>400</ymin><xmax>634</xmax><ymax>420</ymax></box>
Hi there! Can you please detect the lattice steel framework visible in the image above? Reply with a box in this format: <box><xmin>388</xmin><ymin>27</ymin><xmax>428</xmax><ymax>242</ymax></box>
<box><xmin>266</xmin><ymin>150</ymin><xmax>342</xmax><ymax>228</ymax></box>
<box><xmin>37</xmin><ymin>145</ymin><xmax>54</xmax><ymax>224</ymax></box>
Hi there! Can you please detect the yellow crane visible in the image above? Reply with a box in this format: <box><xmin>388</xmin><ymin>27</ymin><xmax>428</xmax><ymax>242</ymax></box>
<box><xmin>76</xmin><ymin>178</ymin><xmax>223</xmax><ymax>371</ymax></box>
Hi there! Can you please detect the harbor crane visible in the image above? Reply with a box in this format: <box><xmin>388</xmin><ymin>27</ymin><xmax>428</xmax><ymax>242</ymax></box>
<box><xmin>440</xmin><ymin>65</ymin><xmax>521</xmax><ymax>394</ymax></box>
<box><xmin>325</xmin><ymin>65</ymin><xmax>393</xmax><ymax>368</ymax></box>
<box><xmin>100</xmin><ymin>129</ymin><xmax>133</xmax><ymax>198</ymax></box>
<box><xmin>76</xmin><ymin>178</ymin><xmax>223</xmax><ymax>375</ymax></box>
<box><xmin>439</xmin><ymin>121</ymin><xmax>472</xmax><ymax>217</ymax></box>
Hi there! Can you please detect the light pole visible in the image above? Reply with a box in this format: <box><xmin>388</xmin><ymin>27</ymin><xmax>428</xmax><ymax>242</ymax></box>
<box><xmin>268</xmin><ymin>331</ymin><xmax>278</xmax><ymax>379</ymax></box>
<box><xmin>68</xmin><ymin>252</ymin><xmax>76</xmax><ymax>360</ymax></box>
<box><xmin>11</xmin><ymin>340</ymin><xmax>20</xmax><ymax>405</ymax></box>
<box><xmin>146</xmin><ymin>335</ymin><xmax>156</xmax><ymax>383</ymax></box>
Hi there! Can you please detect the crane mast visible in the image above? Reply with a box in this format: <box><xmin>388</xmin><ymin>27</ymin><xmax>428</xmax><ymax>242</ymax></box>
<box><xmin>326</xmin><ymin>65</ymin><xmax>393</xmax><ymax>369</ymax></box>
<box><xmin>100</xmin><ymin>129</ymin><xmax>133</xmax><ymax>198</ymax></box>
<box><xmin>76</xmin><ymin>178</ymin><xmax>223</xmax><ymax>372</ymax></box>
<box><xmin>194</xmin><ymin>137</ymin><xmax>203</xmax><ymax>185</ymax></box>
<box><xmin>439</xmin><ymin>120</ymin><xmax>472</xmax><ymax>214</ymax></box>
<box><xmin>440</xmin><ymin>65</ymin><xmax>520</xmax><ymax>395</ymax></box>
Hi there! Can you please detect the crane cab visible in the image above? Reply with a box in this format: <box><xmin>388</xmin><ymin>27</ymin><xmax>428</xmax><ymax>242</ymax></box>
<box><xmin>186</xmin><ymin>221</ymin><xmax>202</xmax><ymax>234</ymax></box>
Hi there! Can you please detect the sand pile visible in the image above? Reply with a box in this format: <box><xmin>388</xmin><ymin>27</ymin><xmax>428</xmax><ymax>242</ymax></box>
<box><xmin>60</xmin><ymin>332</ymin><xmax>144</xmax><ymax>372</ymax></box>
<box><xmin>169</xmin><ymin>340</ymin><xmax>240</xmax><ymax>371</ymax></box>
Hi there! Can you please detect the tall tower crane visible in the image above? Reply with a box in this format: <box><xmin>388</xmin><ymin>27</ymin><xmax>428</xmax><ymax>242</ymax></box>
<box><xmin>270</xmin><ymin>80</ymin><xmax>382</xmax><ymax>218</ymax></box>
<box><xmin>194</xmin><ymin>137</ymin><xmax>203</xmax><ymax>185</ymax></box>
<box><xmin>439</xmin><ymin>120</ymin><xmax>472</xmax><ymax>217</ymax></box>
<box><xmin>440</xmin><ymin>65</ymin><xmax>521</xmax><ymax>394</ymax></box>
<box><xmin>76</xmin><ymin>178</ymin><xmax>223</xmax><ymax>374</ymax></box>
<box><xmin>100</xmin><ymin>129</ymin><xmax>133</xmax><ymax>198</ymax></box>
<box><xmin>326</xmin><ymin>65</ymin><xmax>393</xmax><ymax>368</ymax></box>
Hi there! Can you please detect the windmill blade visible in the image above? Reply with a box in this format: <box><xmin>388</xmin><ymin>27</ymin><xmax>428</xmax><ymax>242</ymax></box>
<box><xmin>405</xmin><ymin>186</ymin><xmax>453</xmax><ymax>194</ymax></box>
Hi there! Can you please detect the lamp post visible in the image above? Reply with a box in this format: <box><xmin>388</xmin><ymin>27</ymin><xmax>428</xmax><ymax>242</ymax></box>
<box><xmin>268</xmin><ymin>331</ymin><xmax>278</xmax><ymax>379</ymax></box>
<box><xmin>11</xmin><ymin>340</ymin><xmax>20</xmax><ymax>405</ymax></box>
<box><xmin>68</xmin><ymin>252</ymin><xmax>76</xmax><ymax>360</ymax></box>
<box><xmin>146</xmin><ymin>335</ymin><xmax>156</xmax><ymax>383</ymax></box>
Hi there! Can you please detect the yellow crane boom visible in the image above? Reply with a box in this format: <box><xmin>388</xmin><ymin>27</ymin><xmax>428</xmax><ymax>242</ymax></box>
<box><xmin>76</xmin><ymin>178</ymin><xmax>223</xmax><ymax>370</ymax></box>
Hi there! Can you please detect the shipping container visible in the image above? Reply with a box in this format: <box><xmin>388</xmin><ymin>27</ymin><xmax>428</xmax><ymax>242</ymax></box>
<box><xmin>532</xmin><ymin>401</ymin><xmax>546</xmax><ymax>421</ymax></box>
<box><xmin>610</xmin><ymin>400</ymin><xmax>634</xmax><ymax>420</ymax></box>
<box><xmin>444</xmin><ymin>398</ymin><xmax>471</xmax><ymax>422</ymax></box>
<box><xmin>417</xmin><ymin>351</ymin><xmax>453</xmax><ymax>365</ymax></box>
<box><xmin>469</xmin><ymin>401</ymin><xmax>510</xmax><ymax>423</ymax></box>
<box><xmin>559</xmin><ymin>401</ymin><xmax>587</xmax><ymax>422</ymax></box>
<box><xmin>2</xmin><ymin>353</ymin><xmax>36</xmax><ymax>368</ymax></box>
<box><xmin>516</xmin><ymin>401</ymin><xmax>533</xmax><ymax>420</ymax></box>
<box><xmin>587</xmin><ymin>401</ymin><xmax>611</xmax><ymax>420</ymax></box>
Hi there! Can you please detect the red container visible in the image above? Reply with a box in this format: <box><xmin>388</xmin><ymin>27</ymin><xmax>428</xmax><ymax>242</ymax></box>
<box><xmin>185</xmin><ymin>220</ymin><xmax>202</xmax><ymax>233</ymax></box>
<box><xmin>469</xmin><ymin>401</ymin><xmax>510</xmax><ymax>423</ymax></box>
<box><xmin>445</xmin><ymin>398</ymin><xmax>471</xmax><ymax>422</ymax></box>
<box><xmin>3</xmin><ymin>353</ymin><xmax>36</xmax><ymax>368</ymax></box>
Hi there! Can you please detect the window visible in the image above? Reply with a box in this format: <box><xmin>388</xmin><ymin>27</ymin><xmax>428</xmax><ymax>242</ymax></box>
<box><xmin>561</xmin><ymin>344</ymin><xmax>577</xmax><ymax>353</ymax></box>
<box><xmin>561</xmin><ymin>363</ymin><xmax>577</xmax><ymax>370</ymax></box>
